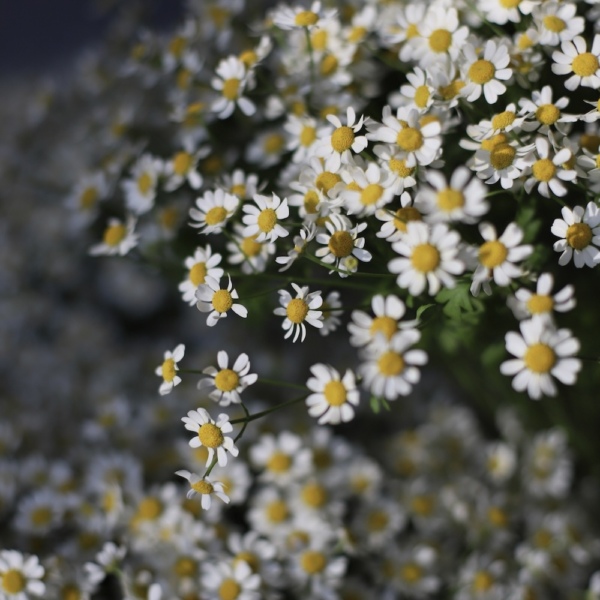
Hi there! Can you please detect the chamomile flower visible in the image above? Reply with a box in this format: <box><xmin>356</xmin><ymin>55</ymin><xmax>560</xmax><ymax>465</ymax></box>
<box><xmin>393</xmin><ymin>67</ymin><xmax>435</xmax><ymax>112</ymax></box>
<box><xmin>289</xmin><ymin>540</ymin><xmax>347</xmax><ymax>595</ymax></box>
<box><xmin>523</xmin><ymin>137</ymin><xmax>576</xmax><ymax>197</ymax></box>
<box><xmin>196</xmin><ymin>275</ymin><xmax>248</xmax><ymax>327</ymax></box>
<box><xmin>376</xmin><ymin>192</ymin><xmax>424</xmax><ymax>243</ymax></box>
<box><xmin>416</xmin><ymin>167</ymin><xmax>489</xmax><ymax>224</ymax></box>
<box><xmin>315</xmin><ymin>213</ymin><xmax>372</xmax><ymax>277</ymax></box>
<box><xmin>305</xmin><ymin>363</ymin><xmax>360</xmax><ymax>425</ymax></box>
<box><xmin>508</xmin><ymin>272</ymin><xmax>575</xmax><ymax>321</ymax></box>
<box><xmin>338</xmin><ymin>161</ymin><xmax>396</xmax><ymax>217</ymax></box>
<box><xmin>66</xmin><ymin>172</ymin><xmax>108</xmax><ymax>224</ymax></box>
<box><xmin>373</xmin><ymin>144</ymin><xmax>418</xmax><ymax>195</ymax></box>
<box><xmin>202</xmin><ymin>560</ymin><xmax>261</xmax><ymax>600</ymax></box>
<box><xmin>163</xmin><ymin>144</ymin><xmax>207</xmax><ymax>191</ymax></box>
<box><xmin>122</xmin><ymin>154</ymin><xmax>164</xmax><ymax>215</ymax></box>
<box><xmin>284</xmin><ymin>114</ymin><xmax>325</xmax><ymax>163</ymax></box>
<box><xmin>155</xmin><ymin>344</ymin><xmax>185</xmax><ymax>396</ymax></box>
<box><xmin>359</xmin><ymin>330</ymin><xmax>428</xmax><ymax>401</ymax></box>
<box><xmin>314</xmin><ymin>107</ymin><xmax>368</xmax><ymax>172</ymax></box>
<box><xmin>534</xmin><ymin>1</ymin><xmax>585</xmax><ymax>46</ymax></box>
<box><xmin>188</xmin><ymin>188</ymin><xmax>239</xmax><ymax>235</ymax></box>
<box><xmin>242</xmin><ymin>193</ymin><xmax>290</xmax><ymax>243</ymax></box>
<box><xmin>500</xmin><ymin>317</ymin><xmax>581</xmax><ymax>399</ymax></box>
<box><xmin>182</xmin><ymin>408</ymin><xmax>238</xmax><ymax>467</ymax></box>
<box><xmin>0</xmin><ymin>550</ymin><xmax>45</xmax><ymax>599</ymax></box>
<box><xmin>461</xmin><ymin>40</ymin><xmax>513</xmax><ymax>104</ymax></box>
<box><xmin>275</xmin><ymin>222</ymin><xmax>316</xmax><ymax>272</ymax></box>
<box><xmin>178</xmin><ymin>245</ymin><xmax>224</xmax><ymax>306</ymax></box>
<box><xmin>197</xmin><ymin>351</ymin><xmax>257</xmax><ymax>407</ymax></box>
<box><xmin>89</xmin><ymin>216</ymin><xmax>139</xmax><ymax>256</ymax></box>
<box><xmin>388</xmin><ymin>221</ymin><xmax>464</xmax><ymax>296</ymax></box>
<box><xmin>272</xmin><ymin>2</ymin><xmax>328</xmax><ymax>30</ymax></box>
<box><xmin>175</xmin><ymin>470</ymin><xmax>230</xmax><ymax>509</ymax></box>
<box><xmin>470</xmin><ymin>222</ymin><xmax>533</xmax><ymax>296</ymax></box>
<box><xmin>551</xmin><ymin>201</ymin><xmax>600</xmax><ymax>267</ymax></box>
<box><xmin>220</xmin><ymin>169</ymin><xmax>261</xmax><ymax>201</ymax></box>
<box><xmin>319</xmin><ymin>290</ymin><xmax>343</xmax><ymax>336</ymax></box>
<box><xmin>211</xmin><ymin>55</ymin><xmax>256</xmax><ymax>119</ymax></box>
<box><xmin>552</xmin><ymin>34</ymin><xmax>600</xmax><ymax>90</ymax></box>
<box><xmin>226</xmin><ymin>224</ymin><xmax>276</xmax><ymax>274</ymax></box>
<box><xmin>273</xmin><ymin>283</ymin><xmax>323</xmax><ymax>343</ymax></box>
<box><xmin>518</xmin><ymin>85</ymin><xmax>578</xmax><ymax>135</ymax></box>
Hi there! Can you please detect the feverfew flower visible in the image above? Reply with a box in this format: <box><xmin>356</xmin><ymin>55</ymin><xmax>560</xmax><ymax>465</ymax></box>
<box><xmin>305</xmin><ymin>364</ymin><xmax>360</xmax><ymax>425</ymax></box>
<box><xmin>196</xmin><ymin>275</ymin><xmax>248</xmax><ymax>326</ymax></box>
<box><xmin>89</xmin><ymin>216</ymin><xmax>139</xmax><ymax>257</ymax></box>
<box><xmin>500</xmin><ymin>317</ymin><xmax>581</xmax><ymax>399</ymax></box>
<box><xmin>175</xmin><ymin>470</ymin><xmax>230</xmax><ymax>509</ymax></box>
<box><xmin>388</xmin><ymin>221</ymin><xmax>464</xmax><ymax>296</ymax></box>
<box><xmin>178</xmin><ymin>245</ymin><xmax>224</xmax><ymax>306</ymax></box>
<box><xmin>534</xmin><ymin>1</ymin><xmax>585</xmax><ymax>47</ymax></box>
<box><xmin>155</xmin><ymin>344</ymin><xmax>185</xmax><ymax>396</ymax></box>
<box><xmin>552</xmin><ymin>34</ymin><xmax>600</xmax><ymax>90</ymax></box>
<box><xmin>163</xmin><ymin>144</ymin><xmax>207</xmax><ymax>191</ymax></box>
<box><xmin>338</xmin><ymin>161</ymin><xmax>396</xmax><ymax>217</ymax></box>
<box><xmin>182</xmin><ymin>408</ymin><xmax>239</xmax><ymax>467</ymax></box>
<box><xmin>272</xmin><ymin>1</ymin><xmax>328</xmax><ymax>30</ymax></box>
<box><xmin>211</xmin><ymin>55</ymin><xmax>256</xmax><ymax>119</ymax></box>
<box><xmin>523</xmin><ymin>137</ymin><xmax>576</xmax><ymax>197</ymax></box>
<box><xmin>197</xmin><ymin>351</ymin><xmax>257</xmax><ymax>406</ymax></box>
<box><xmin>273</xmin><ymin>283</ymin><xmax>323</xmax><ymax>343</ymax></box>
<box><xmin>242</xmin><ymin>193</ymin><xmax>290</xmax><ymax>243</ymax></box>
<box><xmin>202</xmin><ymin>560</ymin><xmax>260</xmax><ymax>600</ymax></box>
<box><xmin>121</xmin><ymin>154</ymin><xmax>164</xmax><ymax>215</ymax></box>
<box><xmin>551</xmin><ymin>202</ymin><xmax>600</xmax><ymax>267</ymax></box>
<box><xmin>0</xmin><ymin>550</ymin><xmax>45</xmax><ymax>599</ymax></box>
<box><xmin>188</xmin><ymin>189</ymin><xmax>239</xmax><ymax>235</ymax></box>
<box><xmin>376</xmin><ymin>192</ymin><xmax>423</xmax><ymax>243</ymax></box>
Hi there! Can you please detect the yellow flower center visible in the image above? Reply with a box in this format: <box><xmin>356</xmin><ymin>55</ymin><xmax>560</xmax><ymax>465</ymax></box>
<box><xmin>389</xmin><ymin>158</ymin><xmax>415</xmax><ymax>178</ymax></box>
<box><xmin>266</xmin><ymin>499</ymin><xmax>289</xmax><ymax>522</ymax></box>
<box><xmin>572</xmin><ymin>53</ymin><xmax>599</xmax><ymax>77</ymax></box>
<box><xmin>159</xmin><ymin>206</ymin><xmax>179</xmax><ymax>230</ymax></box>
<box><xmin>32</xmin><ymin>506</ymin><xmax>53</xmax><ymax>526</ymax></box>
<box><xmin>396</xmin><ymin>127</ymin><xmax>423</xmax><ymax>152</ymax></box>
<box><xmin>479</xmin><ymin>240</ymin><xmax>508</xmax><ymax>268</ymax></box>
<box><xmin>1</xmin><ymin>570</ymin><xmax>26</xmax><ymax>594</ymax></box>
<box><xmin>222</xmin><ymin>78</ymin><xmax>240</xmax><ymax>101</ymax></box>
<box><xmin>177</xmin><ymin>69</ymin><xmax>191</xmax><ymax>90</ymax></box>
<box><xmin>500</xmin><ymin>0</ymin><xmax>520</xmax><ymax>6</ymax></box>
<box><xmin>191</xmin><ymin>479</ymin><xmax>214</xmax><ymax>495</ymax></box>
<box><xmin>208</xmin><ymin>6</ymin><xmax>230</xmax><ymax>28</ymax></box>
<box><xmin>411</xmin><ymin>243</ymin><xmax>440</xmax><ymax>272</ymax></box>
<box><xmin>257</xmin><ymin>208</ymin><xmax>277</xmax><ymax>233</ymax></box>
<box><xmin>323</xmin><ymin>380</ymin><xmax>347</xmax><ymax>406</ymax></box>
<box><xmin>286</xmin><ymin>298</ymin><xmax>309</xmax><ymax>324</ymax></box>
<box><xmin>581</xmin><ymin>133</ymin><xmax>600</xmax><ymax>153</ymax></box>
<box><xmin>534</xmin><ymin>528</ymin><xmax>553</xmax><ymax>548</ymax></box>
<box><xmin>316</xmin><ymin>171</ymin><xmax>341</xmax><ymax>192</ymax></box>
<box><xmin>393</xmin><ymin>207</ymin><xmax>422</xmax><ymax>232</ymax></box>
<box><xmin>138</xmin><ymin>497</ymin><xmax>162</xmax><ymax>520</ymax></box>
<box><xmin>331</xmin><ymin>126</ymin><xmax>355</xmax><ymax>153</ymax></box>
<box><xmin>328</xmin><ymin>230</ymin><xmax>354</xmax><ymax>257</ymax></box>
<box><xmin>311</xmin><ymin>29</ymin><xmax>328</xmax><ymax>51</ymax></box>
<box><xmin>162</xmin><ymin>358</ymin><xmax>176</xmax><ymax>382</ymax></box>
<box><xmin>189</xmin><ymin>262</ymin><xmax>207</xmax><ymax>286</ymax></box>
<box><xmin>524</xmin><ymin>343</ymin><xmax>557</xmax><ymax>373</ymax></box>
<box><xmin>294</xmin><ymin>10</ymin><xmax>319</xmax><ymax>27</ymax></box>
<box><xmin>80</xmin><ymin>186</ymin><xmax>98</xmax><ymax>210</ymax></box>
<box><xmin>173</xmin><ymin>151</ymin><xmax>192</xmax><ymax>175</ymax></box>
<box><xmin>169</xmin><ymin>35</ymin><xmax>185</xmax><ymax>58</ymax></box>
<box><xmin>218</xmin><ymin>578</ymin><xmax>241</xmax><ymax>600</ymax></box>
<box><xmin>370</xmin><ymin>316</ymin><xmax>398</xmax><ymax>341</ymax></box>
<box><xmin>367</xmin><ymin>509</ymin><xmax>389</xmax><ymax>531</ymax></box>
<box><xmin>137</xmin><ymin>172</ymin><xmax>153</xmax><ymax>195</ymax></box>
<box><xmin>239</xmin><ymin>50</ymin><xmax>258</xmax><ymax>67</ymax></box>
<box><xmin>468</xmin><ymin>59</ymin><xmax>496</xmax><ymax>84</ymax></box>
<box><xmin>212</xmin><ymin>289</ymin><xmax>233</xmax><ymax>313</ymax></box>
<box><xmin>490</xmin><ymin>143</ymin><xmax>516</xmax><ymax>170</ymax></box>
<box><xmin>400</xmin><ymin>563</ymin><xmax>423</xmax><ymax>583</ymax></box>
<box><xmin>517</xmin><ymin>33</ymin><xmax>534</xmax><ymax>50</ymax></box>
<box><xmin>320</xmin><ymin>54</ymin><xmax>338</xmax><ymax>76</ymax></box>
<box><xmin>472</xmin><ymin>571</ymin><xmax>494</xmax><ymax>592</ymax></box>
<box><xmin>198</xmin><ymin>423</ymin><xmax>224</xmax><ymax>448</ymax></box>
<box><xmin>566</xmin><ymin>222</ymin><xmax>592</xmax><ymax>250</ymax></box>
<box><xmin>263</xmin><ymin>133</ymin><xmax>285</xmax><ymax>155</ymax></box>
<box><xmin>103</xmin><ymin>224</ymin><xmax>127</xmax><ymax>247</ymax></box>
<box><xmin>543</xmin><ymin>15</ymin><xmax>566</xmax><ymax>33</ymax></box>
<box><xmin>241</xmin><ymin>235</ymin><xmax>262</xmax><ymax>257</ymax></box>
<box><xmin>488</xmin><ymin>506</ymin><xmax>509</xmax><ymax>527</ymax></box>
<box><xmin>300</xmin><ymin>551</ymin><xmax>327</xmax><ymax>574</ymax></box>
<box><xmin>300</xmin><ymin>125</ymin><xmax>317</xmax><ymax>147</ymax></box>
<box><xmin>377</xmin><ymin>351</ymin><xmax>405</xmax><ymax>376</ymax></box>
<box><xmin>527</xmin><ymin>294</ymin><xmax>554</xmax><ymax>314</ymax></box>
<box><xmin>406</xmin><ymin>23</ymin><xmax>419</xmax><ymax>39</ymax></box>
<box><xmin>360</xmin><ymin>184</ymin><xmax>384</xmax><ymax>206</ymax></box>
<box><xmin>414</xmin><ymin>85</ymin><xmax>430</xmax><ymax>109</ymax></box>
<box><xmin>532</xmin><ymin>158</ymin><xmax>556</xmax><ymax>182</ymax></box>
<box><xmin>481</xmin><ymin>133</ymin><xmax>508</xmax><ymax>152</ymax></box>
<box><xmin>215</xmin><ymin>369</ymin><xmax>240</xmax><ymax>392</ymax></box>
<box><xmin>439</xmin><ymin>79</ymin><xmax>465</xmax><ymax>100</ymax></box>
<box><xmin>428</xmin><ymin>29</ymin><xmax>452</xmax><ymax>53</ymax></box>
<box><xmin>205</xmin><ymin>206</ymin><xmax>228</xmax><ymax>226</ymax></box>
<box><xmin>301</xmin><ymin>482</ymin><xmax>327</xmax><ymax>507</ymax></box>
<box><xmin>174</xmin><ymin>557</ymin><xmax>197</xmax><ymax>578</ymax></box>
<box><xmin>304</xmin><ymin>190</ymin><xmax>320</xmax><ymax>214</ymax></box>
<box><xmin>348</xmin><ymin>25</ymin><xmax>367</xmax><ymax>43</ymax></box>
<box><xmin>491</xmin><ymin>111</ymin><xmax>516</xmax><ymax>130</ymax></box>
<box><xmin>267</xmin><ymin>451</ymin><xmax>292</xmax><ymax>473</ymax></box>
<box><xmin>536</xmin><ymin>104</ymin><xmax>560</xmax><ymax>125</ymax></box>
<box><xmin>61</xmin><ymin>584</ymin><xmax>82</xmax><ymax>600</ymax></box>
<box><xmin>437</xmin><ymin>188</ymin><xmax>464</xmax><ymax>212</ymax></box>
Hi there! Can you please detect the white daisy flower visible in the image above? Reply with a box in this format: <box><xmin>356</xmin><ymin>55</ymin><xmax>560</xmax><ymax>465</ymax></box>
<box><xmin>470</xmin><ymin>222</ymin><xmax>533</xmax><ymax>296</ymax></box>
<box><xmin>461</xmin><ymin>40</ymin><xmax>513</xmax><ymax>104</ymax></box>
<box><xmin>508</xmin><ymin>272</ymin><xmax>576</xmax><ymax>321</ymax></box>
<box><xmin>163</xmin><ymin>143</ymin><xmax>208</xmax><ymax>191</ymax></box>
<box><xmin>196</xmin><ymin>275</ymin><xmax>248</xmax><ymax>327</ymax></box>
<box><xmin>242</xmin><ymin>192</ymin><xmax>290</xmax><ymax>243</ymax></box>
<box><xmin>373</xmin><ymin>144</ymin><xmax>418</xmax><ymax>195</ymax></box>
<box><xmin>551</xmin><ymin>201</ymin><xmax>600</xmax><ymax>267</ymax></box>
<box><xmin>290</xmin><ymin>540</ymin><xmax>347</xmax><ymax>594</ymax></box>
<box><xmin>315</xmin><ymin>213</ymin><xmax>372</xmax><ymax>277</ymax></box>
<box><xmin>388</xmin><ymin>221</ymin><xmax>464</xmax><ymax>296</ymax></box>
<box><xmin>523</xmin><ymin>136</ymin><xmax>576</xmax><ymax>197</ymax></box>
<box><xmin>534</xmin><ymin>1</ymin><xmax>585</xmax><ymax>47</ymax></box>
<box><xmin>478</xmin><ymin>0</ymin><xmax>526</xmax><ymax>24</ymax></box>
<box><xmin>178</xmin><ymin>245</ymin><xmax>224</xmax><ymax>306</ymax></box>
<box><xmin>245</xmin><ymin>128</ymin><xmax>287</xmax><ymax>169</ymax></box>
<box><xmin>211</xmin><ymin>55</ymin><xmax>256</xmax><ymax>119</ymax></box>
<box><xmin>319</xmin><ymin>290</ymin><xmax>343</xmax><ymax>336</ymax></box>
<box><xmin>314</xmin><ymin>107</ymin><xmax>369</xmax><ymax>172</ymax></box>
<box><xmin>226</xmin><ymin>530</ymin><xmax>281</xmax><ymax>586</ymax></box>
<box><xmin>500</xmin><ymin>317</ymin><xmax>581</xmax><ymax>399</ymax></box>
<box><xmin>121</xmin><ymin>153</ymin><xmax>164</xmax><ymax>215</ymax></box>
<box><xmin>197</xmin><ymin>350</ymin><xmax>258</xmax><ymax>407</ymax></box>
<box><xmin>337</xmin><ymin>161</ymin><xmax>396</xmax><ymax>217</ymax></box>
<box><xmin>376</xmin><ymin>192</ymin><xmax>424</xmax><ymax>243</ymax></box>
<box><xmin>284</xmin><ymin>114</ymin><xmax>325</xmax><ymax>163</ymax></box>
<box><xmin>226</xmin><ymin>224</ymin><xmax>276</xmax><ymax>274</ymax></box>
<box><xmin>155</xmin><ymin>344</ymin><xmax>185</xmax><ymax>396</ymax></box>
<box><xmin>392</xmin><ymin>67</ymin><xmax>435</xmax><ymax>113</ymax></box>
<box><xmin>202</xmin><ymin>559</ymin><xmax>261</xmax><ymax>600</ymax></box>
<box><xmin>466</xmin><ymin>103</ymin><xmax>527</xmax><ymax>141</ymax></box>
<box><xmin>272</xmin><ymin>1</ymin><xmax>328</xmax><ymax>30</ymax></box>
<box><xmin>182</xmin><ymin>408</ymin><xmax>239</xmax><ymax>467</ymax></box>
<box><xmin>471</xmin><ymin>136</ymin><xmax>533</xmax><ymax>189</ymax></box>
<box><xmin>188</xmin><ymin>188</ymin><xmax>239</xmax><ymax>235</ymax></box>
<box><xmin>219</xmin><ymin>168</ymin><xmax>261</xmax><ymax>201</ymax></box>
<box><xmin>0</xmin><ymin>550</ymin><xmax>45</xmax><ymax>599</ymax></box>
<box><xmin>306</xmin><ymin>364</ymin><xmax>360</xmax><ymax>425</ymax></box>
<box><xmin>65</xmin><ymin>172</ymin><xmax>108</xmax><ymax>223</ymax></box>
<box><xmin>416</xmin><ymin>167</ymin><xmax>489</xmax><ymax>224</ymax></box>
<box><xmin>275</xmin><ymin>222</ymin><xmax>317</xmax><ymax>272</ymax></box>
<box><xmin>484</xmin><ymin>441</ymin><xmax>517</xmax><ymax>483</ymax></box>
<box><xmin>518</xmin><ymin>85</ymin><xmax>578</xmax><ymax>135</ymax></box>
<box><xmin>89</xmin><ymin>216</ymin><xmax>139</xmax><ymax>257</ymax></box>
<box><xmin>552</xmin><ymin>34</ymin><xmax>600</xmax><ymax>90</ymax></box>
<box><xmin>175</xmin><ymin>470</ymin><xmax>230</xmax><ymax>509</ymax></box>
<box><xmin>273</xmin><ymin>283</ymin><xmax>323</xmax><ymax>343</ymax></box>
<box><xmin>359</xmin><ymin>330</ymin><xmax>428</xmax><ymax>401</ymax></box>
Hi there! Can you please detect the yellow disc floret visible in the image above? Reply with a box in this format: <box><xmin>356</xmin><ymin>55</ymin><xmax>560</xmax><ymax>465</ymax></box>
<box><xmin>1</xmin><ymin>570</ymin><xmax>26</xmax><ymax>595</ymax></box>
<box><xmin>411</xmin><ymin>243</ymin><xmax>441</xmax><ymax>273</ymax></box>
<box><xmin>222</xmin><ymin>78</ymin><xmax>240</xmax><ymax>100</ymax></box>
<box><xmin>294</xmin><ymin>10</ymin><xmax>319</xmax><ymax>27</ymax></box>
<box><xmin>300</xmin><ymin>125</ymin><xmax>317</xmax><ymax>147</ymax></box>
<box><xmin>377</xmin><ymin>351</ymin><xmax>405</xmax><ymax>376</ymax></box>
<box><xmin>215</xmin><ymin>369</ymin><xmax>240</xmax><ymax>392</ymax></box>
<box><xmin>189</xmin><ymin>262</ymin><xmax>207</xmax><ymax>286</ymax></box>
<box><xmin>316</xmin><ymin>171</ymin><xmax>341</xmax><ymax>192</ymax></box>
<box><xmin>286</xmin><ymin>298</ymin><xmax>309</xmax><ymax>324</ymax></box>
<box><xmin>257</xmin><ymin>208</ymin><xmax>277</xmax><ymax>233</ymax></box>
<box><xmin>360</xmin><ymin>184</ymin><xmax>384</xmax><ymax>206</ymax></box>
<box><xmin>267</xmin><ymin>451</ymin><xmax>292</xmax><ymax>473</ymax></box>
<box><xmin>191</xmin><ymin>479</ymin><xmax>214</xmax><ymax>495</ymax></box>
<box><xmin>396</xmin><ymin>127</ymin><xmax>423</xmax><ymax>152</ymax></box>
<box><xmin>468</xmin><ymin>59</ymin><xmax>496</xmax><ymax>84</ymax></box>
<box><xmin>103</xmin><ymin>224</ymin><xmax>127</xmax><ymax>247</ymax></box>
<box><xmin>393</xmin><ymin>207</ymin><xmax>422</xmax><ymax>232</ymax></box>
<box><xmin>491</xmin><ymin>111</ymin><xmax>516</xmax><ymax>130</ymax></box>
<box><xmin>532</xmin><ymin>158</ymin><xmax>556</xmax><ymax>182</ymax></box>
<box><xmin>437</xmin><ymin>188</ymin><xmax>464</xmax><ymax>212</ymax></box>
<box><xmin>328</xmin><ymin>230</ymin><xmax>354</xmax><ymax>257</ymax></box>
<box><xmin>173</xmin><ymin>151</ymin><xmax>192</xmax><ymax>175</ymax></box>
<box><xmin>323</xmin><ymin>380</ymin><xmax>347</xmax><ymax>406</ymax></box>
<box><xmin>218</xmin><ymin>578</ymin><xmax>241</xmax><ymax>600</ymax></box>
<box><xmin>162</xmin><ymin>358</ymin><xmax>176</xmax><ymax>382</ymax></box>
<box><xmin>524</xmin><ymin>343</ymin><xmax>556</xmax><ymax>373</ymax></box>
<box><xmin>137</xmin><ymin>172</ymin><xmax>153</xmax><ymax>195</ymax></box>
<box><xmin>527</xmin><ymin>294</ymin><xmax>554</xmax><ymax>314</ymax></box>
<box><xmin>490</xmin><ymin>143</ymin><xmax>516</xmax><ymax>170</ymax></box>
<box><xmin>566</xmin><ymin>222</ymin><xmax>592</xmax><ymax>250</ymax></box>
<box><xmin>331</xmin><ymin>126</ymin><xmax>355</xmax><ymax>153</ymax></box>
<box><xmin>479</xmin><ymin>240</ymin><xmax>508</xmax><ymax>268</ymax></box>
<box><xmin>205</xmin><ymin>206</ymin><xmax>228</xmax><ymax>226</ymax></box>
<box><xmin>300</xmin><ymin>551</ymin><xmax>327</xmax><ymax>574</ymax></box>
<box><xmin>543</xmin><ymin>15</ymin><xmax>566</xmax><ymax>33</ymax></box>
<box><xmin>370</xmin><ymin>316</ymin><xmax>398</xmax><ymax>341</ymax></box>
<box><xmin>472</xmin><ymin>571</ymin><xmax>494</xmax><ymax>593</ymax></box>
<box><xmin>536</xmin><ymin>104</ymin><xmax>560</xmax><ymax>125</ymax></box>
<box><xmin>212</xmin><ymin>289</ymin><xmax>233</xmax><ymax>313</ymax></box>
<box><xmin>572</xmin><ymin>53</ymin><xmax>599</xmax><ymax>78</ymax></box>
<box><xmin>198</xmin><ymin>423</ymin><xmax>224</xmax><ymax>448</ymax></box>
<box><xmin>428</xmin><ymin>29</ymin><xmax>452</xmax><ymax>53</ymax></box>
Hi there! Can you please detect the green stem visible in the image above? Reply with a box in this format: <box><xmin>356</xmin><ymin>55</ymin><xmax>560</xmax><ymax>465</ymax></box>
<box><xmin>258</xmin><ymin>377</ymin><xmax>307</xmax><ymax>391</ymax></box>
<box><xmin>230</xmin><ymin>394</ymin><xmax>307</xmax><ymax>425</ymax></box>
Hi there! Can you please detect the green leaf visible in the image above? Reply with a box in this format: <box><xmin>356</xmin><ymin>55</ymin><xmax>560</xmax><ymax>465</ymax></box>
<box><xmin>370</xmin><ymin>396</ymin><xmax>381</xmax><ymax>414</ymax></box>
<box><xmin>435</xmin><ymin>282</ymin><xmax>484</xmax><ymax>323</ymax></box>
<box><xmin>416</xmin><ymin>303</ymin><xmax>435</xmax><ymax>321</ymax></box>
